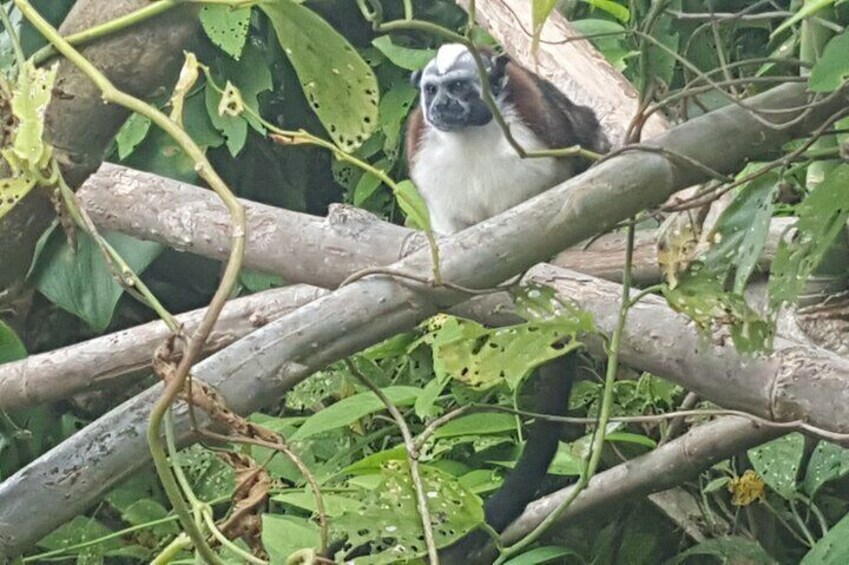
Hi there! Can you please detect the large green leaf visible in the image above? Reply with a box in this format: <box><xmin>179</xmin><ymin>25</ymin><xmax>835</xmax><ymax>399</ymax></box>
<box><xmin>809</xmin><ymin>30</ymin><xmax>849</xmax><ymax>92</ymax></box>
<box><xmin>748</xmin><ymin>433</ymin><xmax>804</xmax><ymax>500</ymax></box>
<box><xmin>331</xmin><ymin>462</ymin><xmax>483</xmax><ymax>563</ymax></box>
<box><xmin>290</xmin><ymin>386</ymin><xmax>422</xmax><ymax>441</ymax></box>
<box><xmin>260</xmin><ymin>0</ymin><xmax>379</xmax><ymax>152</ymax></box>
<box><xmin>32</xmin><ymin>228</ymin><xmax>163</xmax><ymax>331</ymax></box>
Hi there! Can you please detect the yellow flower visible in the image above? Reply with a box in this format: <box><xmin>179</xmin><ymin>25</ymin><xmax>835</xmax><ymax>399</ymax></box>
<box><xmin>728</xmin><ymin>469</ymin><xmax>766</xmax><ymax>506</ymax></box>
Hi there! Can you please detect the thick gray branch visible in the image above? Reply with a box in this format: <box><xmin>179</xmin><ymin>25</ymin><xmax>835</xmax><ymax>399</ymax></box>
<box><xmin>0</xmin><ymin>83</ymin><xmax>844</xmax><ymax>554</ymax></box>
<box><xmin>502</xmin><ymin>417</ymin><xmax>781</xmax><ymax>544</ymax></box>
<box><xmin>0</xmin><ymin>285</ymin><xmax>327</xmax><ymax>410</ymax></box>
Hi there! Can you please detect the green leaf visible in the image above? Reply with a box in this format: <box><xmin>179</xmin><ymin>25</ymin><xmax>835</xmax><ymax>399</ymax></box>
<box><xmin>801</xmin><ymin>511</ymin><xmax>849</xmax><ymax>564</ymax></box>
<box><xmin>803</xmin><ymin>440</ymin><xmax>849</xmax><ymax>498</ymax></box>
<box><xmin>664</xmin><ymin>266</ymin><xmax>772</xmax><ymax>354</ymax></box>
<box><xmin>0</xmin><ymin>320</ymin><xmax>26</xmax><ymax>364</ymax></box>
<box><xmin>809</xmin><ymin>30</ymin><xmax>849</xmax><ymax>92</ymax></box>
<box><xmin>434</xmin><ymin>413</ymin><xmax>517</xmax><ymax>439</ymax></box>
<box><xmin>571</xmin><ymin>19</ymin><xmax>630</xmax><ymax>71</ymax></box>
<box><xmin>6</xmin><ymin>61</ymin><xmax>57</xmax><ymax>171</ymax></box>
<box><xmin>769</xmin><ymin>164</ymin><xmax>849</xmax><ymax>309</ymax></box>
<box><xmin>772</xmin><ymin>0</ymin><xmax>835</xmax><ymax>37</ymax></box>
<box><xmin>260</xmin><ymin>0</ymin><xmax>379</xmax><ymax>152</ymax></box>
<box><xmin>580</xmin><ymin>0</ymin><xmax>631</xmax><ymax>23</ymax></box>
<box><xmin>332</xmin><ymin>462</ymin><xmax>483</xmax><ymax>563</ymax></box>
<box><xmin>605</xmin><ymin>431</ymin><xmax>656</xmax><ymax>449</ymax></box>
<box><xmin>353</xmin><ymin>158</ymin><xmax>389</xmax><ymax>206</ymax></box>
<box><xmin>341</xmin><ymin>446</ymin><xmax>407</xmax><ymax>475</ymax></box>
<box><xmin>0</xmin><ymin>176</ymin><xmax>36</xmax><ymax>222</ymax></box>
<box><xmin>433</xmin><ymin>315</ymin><xmax>589</xmax><ymax>389</ymax></box>
<box><xmin>504</xmin><ymin>546</ymin><xmax>582</xmax><ymax>565</ymax></box>
<box><xmin>531</xmin><ymin>0</ymin><xmax>558</xmax><ymax>54</ymax></box>
<box><xmin>200</xmin><ymin>5</ymin><xmax>252</xmax><ymax>60</ymax></box>
<box><xmin>748</xmin><ymin>433</ymin><xmax>804</xmax><ymax>500</ymax></box>
<box><xmin>703</xmin><ymin>172</ymin><xmax>779</xmax><ymax>294</ymax></box>
<box><xmin>262</xmin><ymin>514</ymin><xmax>321</xmax><ymax>563</ymax></box>
<box><xmin>703</xmin><ymin>476</ymin><xmax>731</xmax><ymax>493</ymax></box>
<box><xmin>272</xmin><ymin>491</ymin><xmax>361</xmax><ymax>517</ymax></box>
<box><xmin>291</xmin><ymin>386</ymin><xmax>422</xmax><ymax>441</ymax></box>
<box><xmin>671</xmin><ymin>537</ymin><xmax>777</xmax><ymax>564</ymax></box>
<box><xmin>372</xmin><ymin>36</ymin><xmax>435</xmax><ymax>70</ymax></box>
<box><xmin>32</xmin><ymin>229</ymin><xmax>163</xmax><ymax>331</ymax></box>
<box><xmin>379</xmin><ymin>82</ymin><xmax>417</xmax><ymax>159</ymax></box>
<box><xmin>115</xmin><ymin>112</ymin><xmax>152</xmax><ymax>160</ymax></box>
<box><xmin>395</xmin><ymin>179</ymin><xmax>431</xmax><ymax>230</ymax></box>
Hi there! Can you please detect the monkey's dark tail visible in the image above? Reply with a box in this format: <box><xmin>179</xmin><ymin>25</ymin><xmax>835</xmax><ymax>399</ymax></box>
<box><xmin>439</xmin><ymin>354</ymin><xmax>576</xmax><ymax>564</ymax></box>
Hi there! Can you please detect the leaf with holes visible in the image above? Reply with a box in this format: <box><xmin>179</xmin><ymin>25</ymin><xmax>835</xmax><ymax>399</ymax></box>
<box><xmin>703</xmin><ymin>172</ymin><xmax>779</xmax><ymax>295</ymax></box>
<box><xmin>748</xmin><ymin>433</ymin><xmax>804</xmax><ymax>500</ymax></box>
<box><xmin>261</xmin><ymin>0</ymin><xmax>378</xmax><ymax>152</ymax></box>
<box><xmin>332</xmin><ymin>461</ymin><xmax>483</xmax><ymax>563</ymax></box>
<box><xmin>200</xmin><ymin>4</ymin><xmax>252</xmax><ymax>60</ymax></box>
<box><xmin>0</xmin><ymin>175</ymin><xmax>36</xmax><ymax>222</ymax></box>
<box><xmin>769</xmin><ymin>164</ymin><xmax>849</xmax><ymax>309</ymax></box>
<box><xmin>434</xmin><ymin>316</ymin><xmax>588</xmax><ymax>390</ymax></box>
<box><xmin>809</xmin><ymin>30</ymin><xmax>849</xmax><ymax>92</ymax></box>
<box><xmin>664</xmin><ymin>265</ymin><xmax>772</xmax><ymax>354</ymax></box>
<box><xmin>5</xmin><ymin>61</ymin><xmax>57</xmax><ymax>173</ymax></box>
<box><xmin>803</xmin><ymin>440</ymin><xmax>849</xmax><ymax>498</ymax></box>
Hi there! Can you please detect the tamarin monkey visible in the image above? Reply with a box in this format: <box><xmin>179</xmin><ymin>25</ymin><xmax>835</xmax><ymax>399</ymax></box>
<box><xmin>405</xmin><ymin>43</ymin><xmax>609</xmax><ymax>562</ymax></box>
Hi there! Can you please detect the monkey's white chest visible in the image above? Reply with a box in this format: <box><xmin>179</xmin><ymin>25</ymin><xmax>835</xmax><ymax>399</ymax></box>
<box><xmin>410</xmin><ymin>119</ymin><xmax>572</xmax><ymax>235</ymax></box>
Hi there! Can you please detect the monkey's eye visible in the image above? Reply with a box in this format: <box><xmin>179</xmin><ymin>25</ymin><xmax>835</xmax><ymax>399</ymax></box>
<box><xmin>424</xmin><ymin>84</ymin><xmax>437</xmax><ymax>96</ymax></box>
<box><xmin>448</xmin><ymin>81</ymin><xmax>465</xmax><ymax>94</ymax></box>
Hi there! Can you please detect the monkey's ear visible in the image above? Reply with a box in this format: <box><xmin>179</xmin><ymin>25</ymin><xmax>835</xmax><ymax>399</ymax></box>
<box><xmin>410</xmin><ymin>69</ymin><xmax>423</xmax><ymax>88</ymax></box>
<box><xmin>491</xmin><ymin>53</ymin><xmax>510</xmax><ymax>80</ymax></box>
<box><xmin>489</xmin><ymin>53</ymin><xmax>510</xmax><ymax>94</ymax></box>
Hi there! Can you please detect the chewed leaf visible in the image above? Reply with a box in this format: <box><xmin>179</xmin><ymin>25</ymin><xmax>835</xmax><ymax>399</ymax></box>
<box><xmin>0</xmin><ymin>175</ymin><xmax>37</xmax><ymax>221</ymax></box>
<box><xmin>9</xmin><ymin>61</ymin><xmax>57</xmax><ymax>171</ymax></box>
<box><xmin>200</xmin><ymin>5</ymin><xmax>251</xmax><ymax>60</ymax></box>
<box><xmin>260</xmin><ymin>0</ymin><xmax>378</xmax><ymax>152</ymax></box>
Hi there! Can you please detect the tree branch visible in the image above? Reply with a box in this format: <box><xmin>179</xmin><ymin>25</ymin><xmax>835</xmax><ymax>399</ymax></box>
<box><xmin>0</xmin><ymin>82</ymin><xmax>844</xmax><ymax>554</ymax></box>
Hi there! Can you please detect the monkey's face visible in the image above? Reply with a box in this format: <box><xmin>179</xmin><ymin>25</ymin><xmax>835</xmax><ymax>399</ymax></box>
<box><xmin>412</xmin><ymin>44</ymin><xmax>506</xmax><ymax>132</ymax></box>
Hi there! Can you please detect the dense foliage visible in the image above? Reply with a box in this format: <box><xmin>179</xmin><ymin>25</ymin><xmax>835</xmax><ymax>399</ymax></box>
<box><xmin>1</xmin><ymin>0</ymin><xmax>848</xmax><ymax>563</ymax></box>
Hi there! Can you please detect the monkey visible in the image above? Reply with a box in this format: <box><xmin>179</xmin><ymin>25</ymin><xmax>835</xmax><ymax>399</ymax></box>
<box><xmin>407</xmin><ymin>42</ymin><xmax>610</xmax><ymax>235</ymax></box>
<box><xmin>405</xmin><ymin>43</ymin><xmax>610</xmax><ymax>562</ymax></box>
